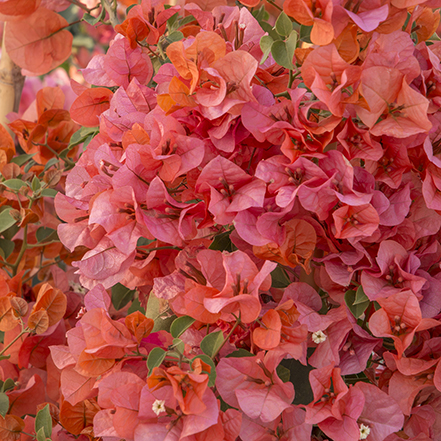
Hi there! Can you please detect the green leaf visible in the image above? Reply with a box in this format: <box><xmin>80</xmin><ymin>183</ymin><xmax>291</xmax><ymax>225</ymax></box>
<box><xmin>0</xmin><ymin>209</ymin><xmax>16</xmax><ymax>234</ymax></box>
<box><xmin>111</xmin><ymin>283</ymin><xmax>136</xmax><ymax>310</ymax></box>
<box><xmin>167</xmin><ymin>31</ymin><xmax>184</xmax><ymax>43</ymax></box>
<box><xmin>170</xmin><ymin>316</ymin><xmax>196</xmax><ymax>338</ymax></box>
<box><xmin>271</xmin><ymin>40</ymin><xmax>293</xmax><ymax>69</ymax></box>
<box><xmin>36</xmin><ymin>427</ymin><xmax>47</xmax><ymax>441</ymax></box>
<box><xmin>353</xmin><ymin>286</ymin><xmax>369</xmax><ymax>305</ymax></box>
<box><xmin>179</xmin><ymin>14</ymin><xmax>196</xmax><ymax>27</ymax></box>
<box><xmin>260</xmin><ymin>35</ymin><xmax>274</xmax><ymax>65</ymax></box>
<box><xmin>2</xmin><ymin>224</ymin><xmax>18</xmax><ymax>241</ymax></box>
<box><xmin>68</xmin><ymin>127</ymin><xmax>98</xmax><ymax>150</ymax></box>
<box><xmin>299</xmin><ymin>25</ymin><xmax>312</xmax><ymax>43</ymax></box>
<box><xmin>35</xmin><ymin>404</ymin><xmax>52</xmax><ymax>438</ymax></box>
<box><xmin>43</xmin><ymin>158</ymin><xmax>60</xmax><ymax>172</ymax></box>
<box><xmin>127</xmin><ymin>298</ymin><xmax>146</xmax><ymax>315</ymax></box>
<box><xmin>24</xmin><ymin>160</ymin><xmax>36</xmax><ymax>173</ymax></box>
<box><xmin>36</xmin><ymin>227</ymin><xmax>58</xmax><ymax>243</ymax></box>
<box><xmin>10</xmin><ymin>153</ymin><xmax>35</xmax><ymax>166</ymax></box>
<box><xmin>345</xmin><ymin>289</ymin><xmax>370</xmax><ymax>319</ymax></box>
<box><xmin>1</xmin><ymin>179</ymin><xmax>28</xmax><ymax>191</ymax></box>
<box><xmin>0</xmin><ymin>393</ymin><xmax>9</xmax><ymax>418</ymax></box>
<box><xmin>145</xmin><ymin>291</ymin><xmax>175</xmax><ymax>333</ymax></box>
<box><xmin>191</xmin><ymin>354</ymin><xmax>217</xmax><ymax>387</ymax></box>
<box><xmin>252</xmin><ymin>5</ymin><xmax>269</xmax><ymax>22</ymax></box>
<box><xmin>126</xmin><ymin>3</ymin><xmax>137</xmax><ymax>13</ymax></box>
<box><xmin>167</xmin><ymin>12</ymin><xmax>179</xmax><ymax>30</ymax></box>
<box><xmin>83</xmin><ymin>7</ymin><xmax>106</xmax><ymax>25</ymax></box>
<box><xmin>209</xmin><ymin>230</ymin><xmax>235</xmax><ymax>252</ymax></box>
<box><xmin>286</xmin><ymin>29</ymin><xmax>298</xmax><ymax>64</ymax></box>
<box><xmin>147</xmin><ymin>347</ymin><xmax>167</xmax><ymax>375</ymax></box>
<box><xmin>171</xmin><ymin>338</ymin><xmax>185</xmax><ymax>354</ymax></box>
<box><xmin>276</xmin><ymin>364</ymin><xmax>290</xmax><ymax>383</ymax></box>
<box><xmin>0</xmin><ymin>238</ymin><xmax>14</xmax><ymax>259</ymax></box>
<box><xmin>137</xmin><ymin>237</ymin><xmax>155</xmax><ymax>246</ymax></box>
<box><xmin>261</xmin><ymin>21</ymin><xmax>281</xmax><ymax>41</ymax></box>
<box><xmin>31</xmin><ymin>176</ymin><xmax>41</xmax><ymax>192</ymax></box>
<box><xmin>41</xmin><ymin>188</ymin><xmax>58</xmax><ymax>198</ymax></box>
<box><xmin>200</xmin><ymin>331</ymin><xmax>224</xmax><ymax>358</ymax></box>
<box><xmin>275</xmin><ymin>12</ymin><xmax>292</xmax><ymax>37</ymax></box>
<box><xmin>1</xmin><ymin>378</ymin><xmax>15</xmax><ymax>393</ymax></box>
<box><xmin>226</xmin><ymin>348</ymin><xmax>255</xmax><ymax>358</ymax></box>
<box><xmin>271</xmin><ymin>266</ymin><xmax>291</xmax><ymax>288</ymax></box>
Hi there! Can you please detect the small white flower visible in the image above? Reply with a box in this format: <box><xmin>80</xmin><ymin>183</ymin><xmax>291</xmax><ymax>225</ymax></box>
<box><xmin>312</xmin><ymin>330</ymin><xmax>327</xmax><ymax>344</ymax></box>
<box><xmin>152</xmin><ymin>399</ymin><xmax>166</xmax><ymax>416</ymax></box>
<box><xmin>359</xmin><ymin>423</ymin><xmax>370</xmax><ymax>440</ymax></box>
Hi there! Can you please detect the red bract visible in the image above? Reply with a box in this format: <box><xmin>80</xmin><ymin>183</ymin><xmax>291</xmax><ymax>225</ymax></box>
<box><xmin>369</xmin><ymin>290</ymin><xmax>439</xmax><ymax>357</ymax></box>
<box><xmin>5</xmin><ymin>1</ymin><xmax>441</xmax><ymax>439</ymax></box>
<box><xmin>216</xmin><ymin>352</ymin><xmax>294</xmax><ymax>423</ymax></box>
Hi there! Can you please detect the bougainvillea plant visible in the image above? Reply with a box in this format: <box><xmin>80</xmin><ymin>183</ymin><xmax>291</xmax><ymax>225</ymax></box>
<box><xmin>1</xmin><ymin>0</ymin><xmax>441</xmax><ymax>439</ymax></box>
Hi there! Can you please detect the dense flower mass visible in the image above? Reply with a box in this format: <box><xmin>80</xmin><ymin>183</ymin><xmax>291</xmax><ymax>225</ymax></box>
<box><xmin>1</xmin><ymin>0</ymin><xmax>441</xmax><ymax>439</ymax></box>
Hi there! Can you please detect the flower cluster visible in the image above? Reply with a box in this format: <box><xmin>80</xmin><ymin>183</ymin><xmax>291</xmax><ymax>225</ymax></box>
<box><xmin>2</xmin><ymin>0</ymin><xmax>441</xmax><ymax>439</ymax></box>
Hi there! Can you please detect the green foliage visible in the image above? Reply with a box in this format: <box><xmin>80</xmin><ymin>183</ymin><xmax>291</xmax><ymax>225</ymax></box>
<box><xmin>36</xmin><ymin>227</ymin><xmax>58</xmax><ymax>243</ymax></box>
<box><xmin>127</xmin><ymin>298</ymin><xmax>146</xmax><ymax>315</ymax></box>
<box><xmin>299</xmin><ymin>25</ymin><xmax>312</xmax><ymax>43</ymax></box>
<box><xmin>83</xmin><ymin>7</ymin><xmax>106</xmax><ymax>25</ymax></box>
<box><xmin>68</xmin><ymin>127</ymin><xmax>99</xmax><ymax>150</ymax></box>
<box><xmin>111</xmin><ymin>283</ymin><xmax>136</xmax><ymax>310</ymax></box>
<box><xmin>200</xmin><ymin>331</ymin><xmax>224</xmax><ymax>358</ymax></box>
<box><xmin>276</xmin><ymin>364</ymin><xmax>291</xmax><ymax>383</ymax></box>
<box><xmin>10</xmin><ymin>153</ymin><xmax>35</xmax><ymax>167</ymax></box>
<box><xmin>226</xmin><ymin>348</ymin><xmax>254</xmax><ymax>358</ymax></box>
<box><xmin>1</xmin><ymin>179</ymin><xmax>28</xmax><ymax>191</ymax></box>
<box><xmin>345</xmin><ymin>286</ymin><xmax>370</xmax><ymax>318</ymax></box>
<box><xmin>0</xmin><ymin>238</ymin><xmax>14</xmax><ymax>260</ymax></box>
<box><xmin>260</xmin><ymin>35</ymin><xmax>273</xmax><ymax>64</ymax></box>
<box><xmin>35</xmin><ymin>404</ymin><xmax>52</xmax><ymax>440</ymax></box>
<box><xmin>0</xmin><ymin>393</ymin><xmax>9</xmax><ymax>418</ymax></box>
<box><xmin>147</xmin><ymin>347</ymin><xmax>167</xmax><ymax>375</ymax></box>
<box><xmin>0</xmin><ymin>208</ymin><xmax>17</xmax><ymax>234</ymax></box>
<box><xmin>170</xmin><ymin>315</ymin><xmax>196</xmax><ymax>338</ymax></box>
<box><xmin>275</xmin><ymin>12</ymin><xmax>293</xmax><ymax>38</ymax></box>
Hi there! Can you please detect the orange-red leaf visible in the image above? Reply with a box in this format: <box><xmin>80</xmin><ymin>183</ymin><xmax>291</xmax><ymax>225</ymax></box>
<box><xmin>253</xmin><ymin>309</ymin><xmax>282</xmax><ymax>350</ymax></box>
<box><xmin>59</xmin><ymin>398</ymin><xmax>100</xmax><ymax>436</ymax></box>
<box><xmin>125</xmin><ymin>311</ymin><xmax>154</xmax><ymax>343</ymax></box>
<box><xmin>70</xmin><ymin>88</ymin><xmax>113</xmax><ymax>127</ymax></box>
<box><xmin>0</xmin><ymin>296</ymin><xmax>19</xmax><ymax>332</ymax></box>
<box><xmin>0</xmin><ymin>123</ymin><xmax>15</xmax><ymax>162</ymax></box>
<box><xmin>27</xmin><ymin>309</ymin><xmax>49</xmax><ymax>334</ymax></box>
<box><xmin>0</xmin><ymin>415</ymin><xmax>25</xmax><ymax>441</ymax></box>
<box><xmin>32</xmin><ymin>283</ymin><xmax>67</xmax><ymax>327</ymax></box>
<box><xmin>76</xmin><ymin>350</ymin><xmax>115</xmax><ymax>377</ymax></box>
<box><xmin>0</xmin><ymin>0</ymin><xmax>40</xmax><ymax>17</ymax></box>
<box><xmin>4</xmin><ymin>8</ymin><xmax>73</xmax><ymax>75</ymax></box>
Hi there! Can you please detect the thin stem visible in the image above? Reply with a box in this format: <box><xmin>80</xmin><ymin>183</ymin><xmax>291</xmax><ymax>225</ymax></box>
<box><xmin>27</xmin><ymin>240</ymin><xmax>60</xmax><ymax>248</ymax></box>
<box><xmin>212</xmin><ymin>316</ymin><xmax>241</xmax><ymax>359</ymax></box>
<box><xmin>0</xmin><ymin>327</ymin><xmax>30</xmax><ymax>356</ymax></box>
<box><xmin>22</xmin><ymin>258</ymin><xmax>62</xmax><ymax>285</ymax></box>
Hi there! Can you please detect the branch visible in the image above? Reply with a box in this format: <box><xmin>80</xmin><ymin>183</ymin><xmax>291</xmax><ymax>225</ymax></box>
<box><xmin>101</xmin><ymin>0</ymin><xmax>119</xmax><ymax>27</ymax></box>
<box><xmin>0</xmin><ymin>24</ymin><xmax>24</xmax><ymax>138</ymax></box>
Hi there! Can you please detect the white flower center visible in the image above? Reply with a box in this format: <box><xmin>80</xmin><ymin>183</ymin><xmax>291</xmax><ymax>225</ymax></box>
<box><xmin>359</xmin><ymin>423</ymin><xmax>370</xmax><ymax>440</ymax></box>
<box><xmin>312</xmin><ymin>330</ymin><xmax>327</xmax><ymax>344</ymax></box>
<box><xmin>152</xmin><ymin>399</ymin><xmax>166</xmax><ymax>416</ymax></box>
